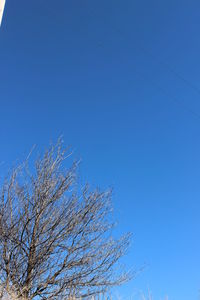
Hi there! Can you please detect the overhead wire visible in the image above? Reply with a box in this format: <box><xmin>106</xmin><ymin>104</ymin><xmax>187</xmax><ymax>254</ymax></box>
<box><xmin>86</xmin><ymin>6</ymin><xmax>200</xmax><ymax>121</ymax></box>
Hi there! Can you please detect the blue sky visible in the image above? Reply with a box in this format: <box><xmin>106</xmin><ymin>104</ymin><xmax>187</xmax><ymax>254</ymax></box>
<box><xmin>1</xmin><ymin>1</ymin><xmax>200</xmax><ymax>299</ymax></box>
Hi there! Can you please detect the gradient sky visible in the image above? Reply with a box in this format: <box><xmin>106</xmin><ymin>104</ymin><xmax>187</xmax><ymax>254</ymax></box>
<box><xmin>1</xmin><ymin>1</ymin><xmax>200</xmax><ymax>299</ymax></box>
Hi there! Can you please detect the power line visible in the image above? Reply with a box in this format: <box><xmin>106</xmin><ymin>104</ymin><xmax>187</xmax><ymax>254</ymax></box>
<box><xmin>138</xmin><ymin>46</ymin><xmax>200</xmax><ymax>98</ymax></box>
<box><xmin>136</xmin><ymin>68</ymin><xmax>200</xmax><ymax>121</ymax></box>
<box><xmin>99</xmin><ymin>17</ymin><xmax>200</xmax><ymax>120</ymax></box>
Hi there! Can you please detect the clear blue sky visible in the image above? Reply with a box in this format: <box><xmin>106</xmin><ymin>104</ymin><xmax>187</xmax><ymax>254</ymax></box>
<box><xmin>1</xmin><ymin>1</ymin><xmax>200</xmax><ymax>299</ymax></box>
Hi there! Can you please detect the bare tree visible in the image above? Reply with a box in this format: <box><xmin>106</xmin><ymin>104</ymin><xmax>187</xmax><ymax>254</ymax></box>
<box><xmin>0</xmin><ymin>141</ymin><xmax>131</xmax><ymax>300</ymax></box>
